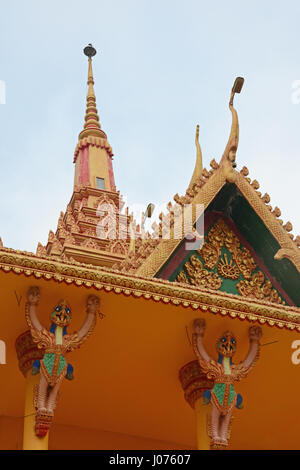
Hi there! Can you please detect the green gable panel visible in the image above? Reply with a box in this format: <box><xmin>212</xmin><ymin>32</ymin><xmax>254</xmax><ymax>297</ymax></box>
<box><xmin>166</xmin><ymin>217</ymin><xmax>287</xmax><ymax>305</ymax></box>
<box><xmin>157</xmin><ymin>183</ymin><xmax>300</xmax><ymax>306</ymax></box>
<box><xmin>208</xmin><ymin>184</ymin><xmax>300</xmax><ymax>306</ymax></box>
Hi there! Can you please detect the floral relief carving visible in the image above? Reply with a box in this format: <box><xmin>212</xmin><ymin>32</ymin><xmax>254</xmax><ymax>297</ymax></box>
<box><xmin>64</xmin><ymin>233</ymin><xmax>76</xmax><ymax>245</ymax></box>
<box><xmin>81</xmin><ymin>238</ymin><xmax>98</xmax><ymax>249</ymax></box>
<box><xmin>110</xmin><ymin>241</ymin><xmax>127</xmax><ymax>255</ymax></box>
<box><xmin>176</xmin><ymin>219</ymin><xmax>285</xmax><ymax>304</ymax></box>
<box><xmin>184</xmin><ymin>255</ymin><xmax>222</xmax><ymax>290</ymax></box>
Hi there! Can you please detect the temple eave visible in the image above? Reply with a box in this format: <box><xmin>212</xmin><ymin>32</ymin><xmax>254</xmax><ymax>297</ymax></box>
<box><xmin>61</xmin><ymin>245</ymin><xmax>126</xmax><ymax>267</ymax></box>
<box><xmin>0</xmin><ymin>246</ymin><xmax>300</xmax><ymax>330</ymax></box>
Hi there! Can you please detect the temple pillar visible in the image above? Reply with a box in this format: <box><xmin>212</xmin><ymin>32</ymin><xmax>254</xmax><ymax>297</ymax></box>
<box><xmin>179</xmin><ymin>360</ymin><xmax>213</xmax><ymax>450</ymax></box>
<box><xmin>15</xmin><ymin>330</ymin><xmax>48</xmax><ymax>450</ymax></box>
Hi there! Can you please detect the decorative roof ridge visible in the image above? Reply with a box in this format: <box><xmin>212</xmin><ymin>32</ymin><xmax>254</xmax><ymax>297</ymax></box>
<box><xmin>174</xmin><ymin>159</ymin><xmax>220</xmax><ymax>205</ymax></box>
<box><xmin>238</xmin><ymin>165</ymin><xmax>299</xmax><ymax>243</ymax></box>
<box><xmin>234</xmin><ymin>168</ymin><xmax>300</xmax><ymax>271</ymax></box>
<box><xmin>115</xmin><ymin>160</ymin><xmax>224</xmax><ymax>274</ymax></box>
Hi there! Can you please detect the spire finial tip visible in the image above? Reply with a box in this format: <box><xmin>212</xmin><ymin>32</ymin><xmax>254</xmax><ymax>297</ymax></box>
<box><xmin>83</xmin><ymin>44</ymin><xmax>97</xmax><ymax>58</ymax></box>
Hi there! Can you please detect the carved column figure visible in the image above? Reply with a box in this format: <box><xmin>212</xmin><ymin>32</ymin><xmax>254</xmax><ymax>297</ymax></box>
<box><xmin>192</xmin><ymin>318</ymin><xmax>262</xmax><ymax>449</ymax></box>
<box><xmin>24</xmin><ymin>286</ymin><xmax>100</xmax><ymax>440</ymax></box>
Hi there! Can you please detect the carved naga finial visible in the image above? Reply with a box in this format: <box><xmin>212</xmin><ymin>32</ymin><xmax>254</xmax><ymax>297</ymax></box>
<box><xmin>221</xmin><ymin>77</ymin><xmax>244</xmax><ymax>182</ymax></box>
<box><xmin>187</xmin><ymin>124</ymin><xmax>203</xmax><ymax>192</ymax></box>
<box><xmin>140</xmin><ymin>203</ymin><xmax>155</xmax><ymax>242</ymax></box>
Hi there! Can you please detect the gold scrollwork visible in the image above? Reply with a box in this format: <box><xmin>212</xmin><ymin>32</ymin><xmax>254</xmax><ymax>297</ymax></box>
<box><xmin>178</xmin><ymin>254</ymin><xmax>222</xmax><ymax>290</ymax></box>
<box><xmin>176</xmin><ymin>219</ymin><xmax>285</xmax><ymax>304</ymax></box>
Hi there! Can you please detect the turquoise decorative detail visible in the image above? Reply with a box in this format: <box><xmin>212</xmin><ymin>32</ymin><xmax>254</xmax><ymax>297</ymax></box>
<box><xmin>212</xmin><ymin>383</ymin><xmax>236</xmax><ymax>407</ymax></box>
<box><xmin>213</xmin><ymin>383</ymin><xmax>226</xmax><ymax>405</ymax></box>
<box><xmin>43</xmin><ymin>353</ymin><xmax>66</xmax><ymax>377</ymax></box>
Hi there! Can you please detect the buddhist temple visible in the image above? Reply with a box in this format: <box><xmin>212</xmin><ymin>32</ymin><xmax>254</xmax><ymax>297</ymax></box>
<box><xmin>1</xmin><ymin>45</ymin><xmax>300</xmax><ymax>451</ymax></box>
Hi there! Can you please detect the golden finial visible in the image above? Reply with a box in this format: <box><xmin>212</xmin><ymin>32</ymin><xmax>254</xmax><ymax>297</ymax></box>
<box><xmin>79</xmin><ymin>44</ymin><xmax>107</xmax><ymax>140</ymax></box>
<box><xmin>187</xmin><ymin>124</ymin><xmax>203</xmax><ymax>191</ymax></box>
<box><xmin>141</xmin><ymin>203</ymin><xmax>155</xmax><ymax>241</ymax></box>
<box><xmin>221</xmin><ymin>77</ymin><xmax>244</xmax><ymax>176</ymax></box>
<box><xmin>141</xmin><ymin>204</ymin><xmax>155</xmax><ymax>230</ymax></box>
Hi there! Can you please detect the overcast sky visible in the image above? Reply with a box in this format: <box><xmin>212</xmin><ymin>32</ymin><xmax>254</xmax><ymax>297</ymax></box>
<box><xmin>0</xmin><ymin>0</ymin><xmax>299</xmax><ymax>252</ymax></box>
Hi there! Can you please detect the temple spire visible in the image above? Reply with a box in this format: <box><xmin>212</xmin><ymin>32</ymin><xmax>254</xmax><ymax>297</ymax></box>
<box><xmin>79</xmin><ymin>44</ymin><xmax>107</xmax><ymax>140</ymax></box>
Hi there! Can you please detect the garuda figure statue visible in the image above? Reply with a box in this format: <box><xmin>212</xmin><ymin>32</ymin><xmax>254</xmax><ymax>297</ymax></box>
<box><xmin>192</xmin><ymin>318</ymin><xmax>262</xmax><ymax>449</ymax></box>
<box><xmin>26</xmin><ymin>286</ymin><xmax>100</xmax><ymax>437</ymax></box>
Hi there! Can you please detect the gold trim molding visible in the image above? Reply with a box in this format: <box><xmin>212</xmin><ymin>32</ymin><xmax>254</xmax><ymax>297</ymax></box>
<box><xmin>1</xmin><ymin>248</ymin><xmax>300</xmax><ymax>331</ymax></box>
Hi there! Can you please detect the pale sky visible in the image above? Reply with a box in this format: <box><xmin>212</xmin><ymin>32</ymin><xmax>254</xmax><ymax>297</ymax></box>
<box><xmin>0</xmin><ymin>0</ymin><xmax>300</xmax><ymax>252</ymax></box>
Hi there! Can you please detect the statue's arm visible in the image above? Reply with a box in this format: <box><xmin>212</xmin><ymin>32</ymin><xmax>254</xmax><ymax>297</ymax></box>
<box><xmin>71</xmin><ymin>295</ymin><xmax>100</xmax><ymax>345</ymax></box>
<box><xmin>192</xmin><ymin>318</ymin><xmax>212</xmax><ymax>363</ymax></box>
<box><xmin>26</xmin><ymin>286</ymin><xmax>43</xmax><ymax>331</ymax></box>
<box><xmin>242</xmin><ymin>326</ymin><xmax>262</xmax><ymax>369</ymax></box>
<box><xmin>76</xmin><ymin>312</ymin><xmax>96</xmax><ymax>341</ymax></box>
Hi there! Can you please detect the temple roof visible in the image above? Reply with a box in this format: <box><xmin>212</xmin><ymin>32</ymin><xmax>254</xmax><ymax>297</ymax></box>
<box><xmin>1</xmin><ymin>67</ymin><xmax>299</xmax><ymax>310</ymax></box>
<box><xmin>114</xmin><ymin>79</ymin><xmax>300</xmax><ymax>306</ymax></box>
<box><xmin>123</xmin><ymin>161</ymin><xmax>300</xmax><ymax>276</ymax></box>
<box><xmin>115</xmin><ymin>151</ymin><xmax>300</xmax><ymax>281</ymax></box>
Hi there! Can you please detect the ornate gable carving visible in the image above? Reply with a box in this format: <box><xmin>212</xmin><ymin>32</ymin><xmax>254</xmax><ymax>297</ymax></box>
<box><xmin>176</xmin><ymin>218</ymin><xmax>286</xmax><ymax>305</ymax></box>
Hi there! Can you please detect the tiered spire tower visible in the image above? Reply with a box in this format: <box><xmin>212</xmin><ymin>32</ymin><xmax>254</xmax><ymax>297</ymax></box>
<box><xmin>37</xmin><ymin>45</ymin><xmax>131</xmax><ymax>267</ymax></box>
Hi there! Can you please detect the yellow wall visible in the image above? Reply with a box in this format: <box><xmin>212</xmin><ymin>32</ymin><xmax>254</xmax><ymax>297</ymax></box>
<box><xmin>0</xmin><ymin>416</ymin><xmax>23</xmax><ymax>450</ymax></box>
<box><xmin>50</xmin><ymin>423</ymin><xmax>193</xmax><ymax>450</ymax></box>
<box><xmin>0</xmin><ymin>416</ymin><xmax>192</xmax><ymax>450</ymax></box>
